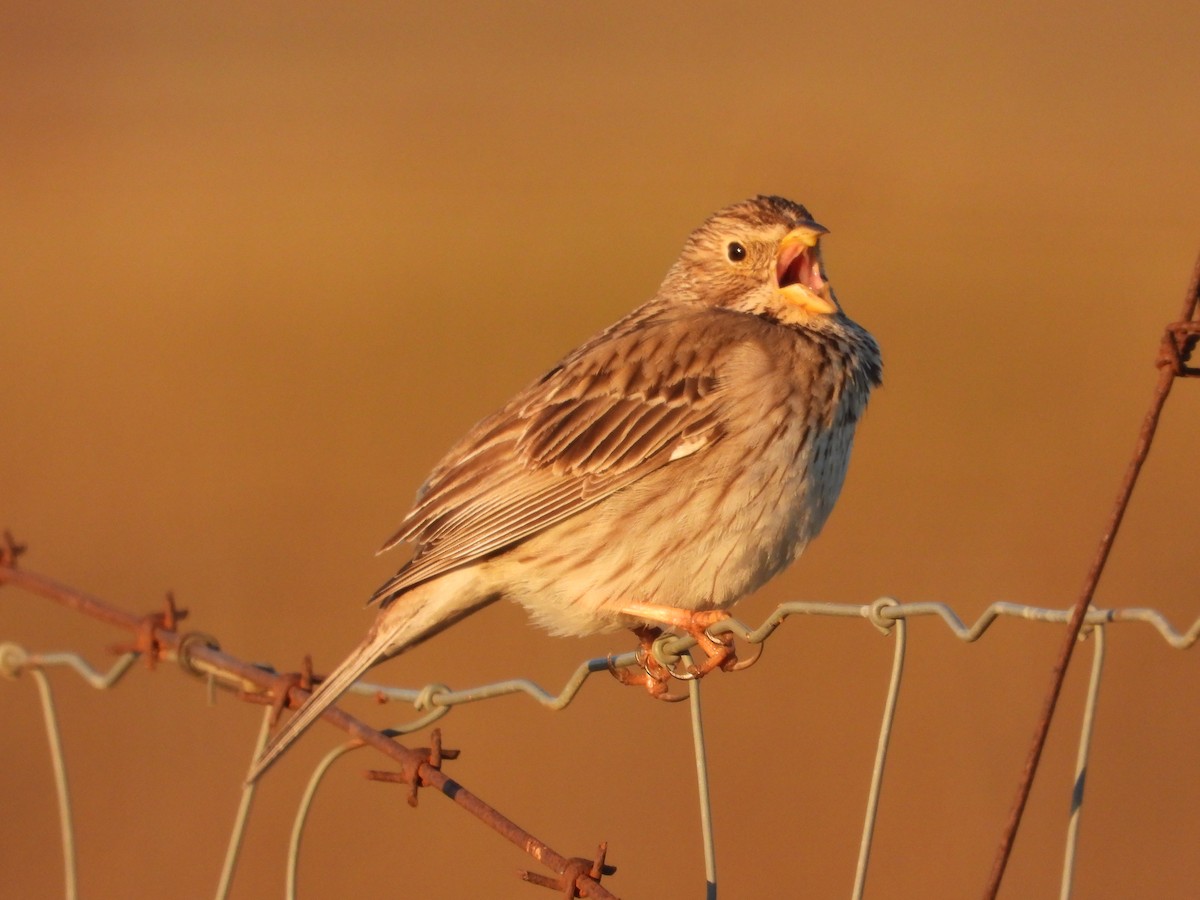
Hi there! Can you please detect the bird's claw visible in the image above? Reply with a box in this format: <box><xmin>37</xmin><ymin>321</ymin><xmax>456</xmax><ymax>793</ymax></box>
<box><xmin>607</xmin><ymin>624</ymin><xmax>691</xmax><ymax>701</ymax></box>
<box><xmin>682</xmin><ymin>619</ymin><xmax>764</xmax><ymax>674</ymax></box>
<box><xmin>719</xmin><ymin>637</ymin><xmax>763</xmax><ymax>672</ymax></box>
<box><xmin>607</xmin><ymin>648</ymin><xmax>688</xmax><ymax>702</ymax></box>
<box><xmin>679</xmin><ymin>610</ymin><xmax>750</xmax><ymax>676</ymax></box>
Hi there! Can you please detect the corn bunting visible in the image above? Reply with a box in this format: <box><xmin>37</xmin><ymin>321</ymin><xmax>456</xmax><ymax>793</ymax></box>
<box><xmin>249</xmin><ymin>195</ymin><xmax>881</xmax><ymax>780</ymax></box>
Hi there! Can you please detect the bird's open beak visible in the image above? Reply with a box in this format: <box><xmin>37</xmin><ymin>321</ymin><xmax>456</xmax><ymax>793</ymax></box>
<box><xmin>776</xmin><ymin>224</ymin><xmax>838</xmax><ymax>316</ymax></box>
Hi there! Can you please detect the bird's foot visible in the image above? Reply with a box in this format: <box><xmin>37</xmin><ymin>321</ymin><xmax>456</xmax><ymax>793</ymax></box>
<box><xmin>619</xmin><ymin>603</ymin><xmax>754</xmax><ymax>678</ymax></box>
<box><xmin>680</xmin><ymin>609</ymin><xmax>741</xmax><ymax>676</ymax></box>
<box><xmin>607</xmin><ymin>625</ymin><xmax>688</xmax><ymax>702</ymax></box>
<box><xmin>686</xmin><ymin>610</ymin><xmax>764</xmax><ymax>674</ymax></box>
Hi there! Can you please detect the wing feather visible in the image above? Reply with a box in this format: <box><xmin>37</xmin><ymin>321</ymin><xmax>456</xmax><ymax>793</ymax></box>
<box><xmin>372</xmin><ymin>305</ymin><xmax>747</xmax><ymax>602</ymax></box>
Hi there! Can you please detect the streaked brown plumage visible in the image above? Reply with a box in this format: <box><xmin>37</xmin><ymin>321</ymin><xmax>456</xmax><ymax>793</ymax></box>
<box><xmin>248</xmin><ymin>195</ymin><xmax>881</xmax><ymax>780</ymax></box>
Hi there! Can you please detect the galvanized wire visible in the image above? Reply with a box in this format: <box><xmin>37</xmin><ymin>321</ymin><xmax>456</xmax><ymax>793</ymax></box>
<box><xmin>331</xmin><ymin>602</ymin><xmax>1197</xmax><ymax>734</ymax></box>
<box><xmin>288</xmin><ymin>740</ymin><xmax>362</xmax><ymax>899</ymax></box>
<box><xmin>1060</xmin><ymin>624</ymin><xmax>1106</xmax><ymax>900</ymax></box>
<box><xmin>687</xmin><ymin>674</ymin><xmax>718</xmax><ymax>900</ymax></box>
<box><xmin>853</xmin><ymin>599</ymin><xmax>906</xmax><ymax>900</ymax></box>
<box><xmin>0</xmin><ymin>647</ymin><xmax>79</xmax><ymax>900</ymax></box>
<box><xmin>216</xmin><ymin>707</ymin><xmax>273</xmax><ymax>900</ymax></box>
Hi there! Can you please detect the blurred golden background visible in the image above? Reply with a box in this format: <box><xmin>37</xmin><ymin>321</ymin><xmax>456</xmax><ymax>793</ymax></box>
<box><xmin>3</xmin><ymin>2</ymin><xmax>1198</xmax><ymax>897</ymax></box>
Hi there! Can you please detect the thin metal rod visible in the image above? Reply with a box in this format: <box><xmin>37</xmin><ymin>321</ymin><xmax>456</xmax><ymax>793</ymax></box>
<box><xmin>288</xmin><ymin>741</ymin><xmax>364</xmax><ymax>899</ymax></box>
<box><xmin>29</xmin><ymin>668</ymin><xmax>77</xmax><ymax>900</ymax></box>
<box><xmin>216</xmin><ymin>706</ymin><xmax>272</xmax><ymax>900</ymax></box>
<box><xmin>1059</xmin><ymin>626</ymin><xmax>1106</xmax><ymax>900</ymax></box>
<box><xmin>688</xmin><ymin>675</ymin><xmax>718</xmax><ymax>900</ymax></box>
<box><xmin>853</xmin><ymin>612</ymin><xmax>907</xmax><ymax>900</ymax></box>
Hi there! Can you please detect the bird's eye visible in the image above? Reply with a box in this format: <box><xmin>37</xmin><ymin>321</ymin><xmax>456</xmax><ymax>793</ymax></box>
<box><xmin>726</xmin><ymin>241</ymin><xmax>747</xmax><ymax>262</ymax></box>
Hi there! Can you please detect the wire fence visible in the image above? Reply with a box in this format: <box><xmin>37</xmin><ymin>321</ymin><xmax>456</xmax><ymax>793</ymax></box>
<box><xmin>2</xmin><ymin>253</ymin><xmax>1197</xmax><ymax>898</ymax></box>
<box><xmin>2</xmin><ymin>581</ymin><xmax>1198</xmax><ymax>899</ymax></box>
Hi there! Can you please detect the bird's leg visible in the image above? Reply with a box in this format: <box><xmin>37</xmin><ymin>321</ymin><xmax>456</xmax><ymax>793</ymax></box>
<box><xmin>619</xmin><ymin>602</ymin><xmax>739</xmax><ymax>677</ymax></box>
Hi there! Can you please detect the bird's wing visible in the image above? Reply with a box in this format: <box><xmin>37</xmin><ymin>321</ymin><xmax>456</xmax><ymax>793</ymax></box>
<box><xmin>372</xmin><ymin>306</ymin><xmax>744</xmax><ymax>601</ymax></box>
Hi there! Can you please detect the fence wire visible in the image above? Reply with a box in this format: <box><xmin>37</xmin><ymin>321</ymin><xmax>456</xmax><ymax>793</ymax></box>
<box><xmin>3</xmin><ymin>597</ymin><xmax>1197</xmax><ymax>899</ymax></box>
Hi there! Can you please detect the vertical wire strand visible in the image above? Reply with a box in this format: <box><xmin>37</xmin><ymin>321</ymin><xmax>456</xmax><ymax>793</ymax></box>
<box><xmin>688</xmin><ymin>676</ymin><xmax>718</xmax><ymax>900</ymax></box>
<box><xmin>215</xmin><ymin>707</ymin><xmax>273</xmax><ymax>900</ymax></box>
<box><xmin>1059</xmin><ymin>625</ymin><xmax>1106</xmax><ymax>900</ymax></box>
<box><xmin>287</xmin><ymin>742</ymin><xmax>364</xmax><ymax>900</ymax></box>
<box><xmin>29</xmin><ymin>668</ymin><xmax>77</xmax><ymax>900</ymax></box>
<box><xmin>852</xmin><ymin>614</ymin><xmax>907</xmax><ymax>900</ymax></box>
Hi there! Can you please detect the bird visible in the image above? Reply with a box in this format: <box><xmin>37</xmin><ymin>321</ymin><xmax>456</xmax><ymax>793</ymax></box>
<box><xmin>247</xmin><ymin>195</ymin><xmax>881</xmax><ymax>781</ymax></box>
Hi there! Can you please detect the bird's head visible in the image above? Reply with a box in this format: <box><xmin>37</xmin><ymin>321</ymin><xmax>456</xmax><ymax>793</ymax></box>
<box><xmin>664</xmin><ymin>195</ymin><xmax>841</xmax><ymax>324</ymax></box>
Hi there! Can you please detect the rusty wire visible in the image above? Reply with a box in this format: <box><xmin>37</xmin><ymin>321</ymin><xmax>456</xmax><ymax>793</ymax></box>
<box><xmin>0</xmin><ymin>549</ymin><xmax>619</xmax><ymax>900</ymax></box>
<box><xmin>983</xmin><ymin>260</ymin><xmax>1200</xmax><ymax>898</ymax></box>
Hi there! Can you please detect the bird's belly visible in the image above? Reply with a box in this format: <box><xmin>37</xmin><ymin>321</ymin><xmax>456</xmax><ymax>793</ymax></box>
<box><xmin>501</xmin><ymin>418</ymin><xmax>849</xmax><ymax>637</ymax></box>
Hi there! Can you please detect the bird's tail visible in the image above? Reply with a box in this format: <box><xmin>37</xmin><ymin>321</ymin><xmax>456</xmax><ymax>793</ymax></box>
<box><xmin>246</xmin><ymin>633</ymin><xmax>386</xmax><ymax>783</ymax></box>
<box><xmin>246</xmin><ymin>570</ymin><xmax>497</xmax><ymax>784</ymax></box>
